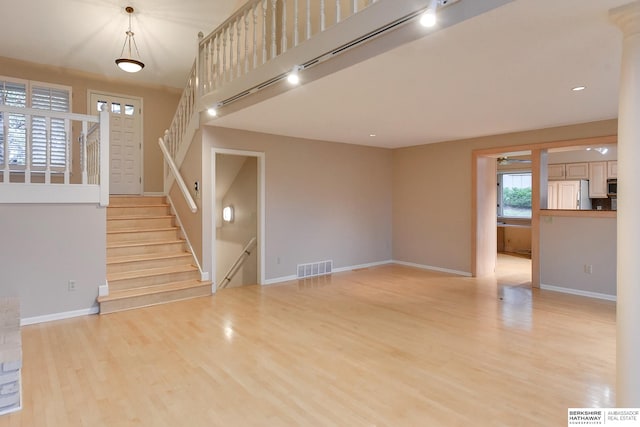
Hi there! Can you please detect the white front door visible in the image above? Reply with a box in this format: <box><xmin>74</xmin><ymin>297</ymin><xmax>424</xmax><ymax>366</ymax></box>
<box><xmin>89</xmin><ymin>92</ymin><xmax>142</xmax><ymax>195</ymax></box>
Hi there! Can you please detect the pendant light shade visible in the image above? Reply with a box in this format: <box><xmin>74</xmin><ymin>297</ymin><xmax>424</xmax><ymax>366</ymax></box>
<box><xmin>116</xmin><ymin>6</ymin><xmax>145</xmax><ymax>73</ymax></box>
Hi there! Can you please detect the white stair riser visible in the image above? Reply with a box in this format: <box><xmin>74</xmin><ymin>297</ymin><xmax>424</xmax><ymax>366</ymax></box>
<box><xmin>107</xmin><ymin>229</ymin><xmax>181</xmax><ymax>245</ymax></box>
<box><xmin>107</xmin><ymin>205</ymin><xmax>171</xmax><ymax>217</ymax></box>
<box><xmin>107</xmin><ymin>242</ymin><xmax>187</xmax><ymax>258</ymax></box>
<box><xmin>107</xmin><ymin>217</ymin><xmax>175</xmax><ymax>231</ymax></box>
<box><xmin>109</xmin><ymin>270</ymin><xmax>201</xmax><ymax>291</ymax></box>
<box><xmin>107</xmin><ymin>255</ymin><xmax>193</xmax><ymax>275</ymax></box>
<box><xmin>99</xmin><ymin>285</ymin><xmax>211</xmax><ymax>314</ymax></box>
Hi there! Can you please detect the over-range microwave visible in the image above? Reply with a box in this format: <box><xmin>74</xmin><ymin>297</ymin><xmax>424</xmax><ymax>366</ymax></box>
<box><xmin>608</xmin><ymin>179</ymin><xmax>617</xmax><ymax>197</ymax></box>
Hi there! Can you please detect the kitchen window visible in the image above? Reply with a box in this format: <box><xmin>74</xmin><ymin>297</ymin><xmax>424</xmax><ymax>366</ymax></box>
<box><xmin>498</xmin><ymin>172</ymin><xmax>532</xmax><ymax>218</ymax></box>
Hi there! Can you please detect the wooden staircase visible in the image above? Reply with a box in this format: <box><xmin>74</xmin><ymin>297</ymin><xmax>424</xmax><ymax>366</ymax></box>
<box><xmin>97</xmin><ymin>196</ymin><xmax>212</xmax><ymax>314</ymax></box>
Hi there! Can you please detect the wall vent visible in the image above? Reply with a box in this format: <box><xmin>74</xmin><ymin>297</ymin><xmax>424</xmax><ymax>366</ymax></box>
<box><xmin>297</xmin><ymin>260</ymin><xmax>333</xmax><ymax>279</ymax></box>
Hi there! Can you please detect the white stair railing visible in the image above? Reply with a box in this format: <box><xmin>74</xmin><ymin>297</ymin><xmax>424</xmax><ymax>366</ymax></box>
<box><xmin>158</xmin><ymin>134</ymin><xmax>197</xmax><ymax>213</ymax></box>
<box><xmin>219</xmin><ymin>237</ymin><xmax>257</xmax><ymax>289</ymax></box>
<box><xmin>163</xmin><ymin>0</ymin><xmax>383</xmax><ymax>180</ymax></box>
<box><xmin>0</xmin><ymin>105</ymin><xmax>109</xmax><ymax>206</ymax></box>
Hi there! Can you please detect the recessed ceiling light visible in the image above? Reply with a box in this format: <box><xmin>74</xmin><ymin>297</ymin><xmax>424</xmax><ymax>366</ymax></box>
<box><xmin>369</xmin><ymin>134</ymin><xmax>377</xmax><ymax>137</ymax></box>
<box><xmin>572</xmin><ymin>86</ymin><xmax>586</xmax><ymax>92</ymax></box>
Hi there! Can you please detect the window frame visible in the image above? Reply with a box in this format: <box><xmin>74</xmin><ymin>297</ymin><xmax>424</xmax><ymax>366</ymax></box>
<box><xmin>497</xmin><ymin>170</ymin><xmax>533</xmax><ymax>219</ymax></box>
<box><xmin>0</xmin><ymin>75</ymin><xmax>72</xmax><ymax>170</ymax></box>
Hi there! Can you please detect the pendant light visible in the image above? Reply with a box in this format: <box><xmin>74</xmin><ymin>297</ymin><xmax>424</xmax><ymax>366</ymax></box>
<box><xmin>115</xmin><ymin>6</ymin><xmax>145</xmax><ymax>73</ymax></box>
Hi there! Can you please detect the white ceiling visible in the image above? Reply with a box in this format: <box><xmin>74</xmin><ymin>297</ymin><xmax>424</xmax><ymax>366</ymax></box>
<box><xmin>214</xmin><ymin>0</ymin><xmax>629</xmax><ymax>148</ymax></box>
<box><xmin>0</xmin><ymin>0</ymin><xmax>242</xmax><ymax>88</ymax></box>
<box><xmin>0</xmin><ymin>0</ymin><xmax>630</xmax><ymax>148</ymax></box>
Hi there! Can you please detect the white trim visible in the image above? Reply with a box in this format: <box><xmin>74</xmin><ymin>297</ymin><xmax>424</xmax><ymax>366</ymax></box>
<box><xmin>263</xmin><ymin>260</ymin><xmax>393</xmax><ymax>285</ymax></box>
<box><xmin>0</xmin><ymin>184</ymin><xmax>100</xmax><ymax>204</ymax></box>
<box><xmin>332</xmin><ymin>260</ymin><xmax>393</xmax><ymax>273</ymax></box>
<box><xmin>211</xmin><ymin>148</ymin><xmax>266</xmax><ymax>287</ymax></box>
<box><xmin>540</xmin><ymin>284</ymin><xmax>617</xmax><ymax>301</ymax></box>
<box><xmin>143</xmin><ymin>192</ymin><xmax>165</xmax><ymax>196</ymax></box>
<box><xmin>98</xmin><ymin>283</ymin><xmax>109</xmax><ymax>297</ymax></box>
<box><xmin>263</xmin><ymin>275</ymin><xmax>298</xmax><ymax>286</ymax></box>
<box><xmin>392</xmin><ymin>260</ymin><xmax>472</xmax><ymax>277</ymax></box>
<box><xmin>160</xmin><ymin>139</ymin><xmax>197</xmax><ymax>213</ymax></box>
<box><xmin>20</xmin><ymin>306</ymin><xmax>99</xmax><ymax>326</ymax></box>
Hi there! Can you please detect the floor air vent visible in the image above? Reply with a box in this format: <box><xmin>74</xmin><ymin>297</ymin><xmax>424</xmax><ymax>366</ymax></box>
<box><xmin>297</xmin><ymin>260</ymin><xmax>333</xmax><ymax>279</ymax></box>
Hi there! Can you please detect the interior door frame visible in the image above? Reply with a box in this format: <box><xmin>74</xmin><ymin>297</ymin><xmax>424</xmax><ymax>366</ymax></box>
<box><xmin>87</xmin><ymin>90</ymin><xmax>144</xmax><ymax>195</ymax></box>
<box><xmin>210</xmin><ymin>148</ymin><xmax>266</xmax><ymax>290</ymax></box>
<box><xmin>471</xmin><ymin>135</ymin><xmax>617</xmax><ymax>287</ymax></box>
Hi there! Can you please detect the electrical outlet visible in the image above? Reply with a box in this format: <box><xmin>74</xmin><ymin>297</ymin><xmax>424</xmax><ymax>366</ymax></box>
<box><xmin>584</xmin><ymin>264</ymin><xmax>593</xmax><ymax>274</ymax></box>
<box><xmin>68</xmin><ymin>280</ymin><xmax>77</xmax><ymax>291</ymax></box>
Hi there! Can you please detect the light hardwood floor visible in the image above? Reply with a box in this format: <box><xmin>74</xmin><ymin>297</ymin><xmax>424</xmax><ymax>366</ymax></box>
<box><xmin>3</xmin><ymin>265</ymin><xmax>615</xmax><ymax>426</ymax></box>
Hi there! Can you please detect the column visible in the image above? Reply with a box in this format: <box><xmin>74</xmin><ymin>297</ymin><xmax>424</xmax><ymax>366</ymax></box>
<box><xmin>610</xmin><ymin>0</ymin><xmax>640</xmax><ymax>408</ymax></box>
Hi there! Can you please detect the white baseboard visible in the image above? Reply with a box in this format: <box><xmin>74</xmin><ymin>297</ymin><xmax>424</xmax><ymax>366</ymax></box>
<box><xmin>98</xmin><ymin>283</ymin><xmax>109</xmax><ymax>297</ymax></box>
<box><xmin>143</xmin><ymin>192</ymin><xmax>166</xmax><ymax>196</ymax></box>
<box><xmin>332</xmin><ymin>260</ymin><xmax>393</xmax><ymax>273</ymax></box>
<box><xmin>263</xmin><ymin>275</ymin><xmax>298</xmax><ymax>286</ymax></box>
<box><xmin>392</xmin><ymin>260</ymin><xmax>472</xmax><ymax>277</ymax></box>
<box><xmin>540</xmin><ymin>284</ymin><xmax>616</xmax><ymax>301</ymax></box>
<box><xmin>263</xmin><ymin>260</ymin><xmax>393</xmax><ymax>286</ymax></box>
<box><xmin>21</xmin><ymin>306</ymin><xmax>99</xmax><ymax>326</ymax></box>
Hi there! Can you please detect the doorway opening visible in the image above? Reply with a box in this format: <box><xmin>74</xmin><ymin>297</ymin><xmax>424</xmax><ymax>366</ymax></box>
<box><xmin>213</xmin><ymin>151</ymin><xmax>262</xmax><ymax>288</ymax></box>
<box><xmin>496</xmin><ymin>152</ymin><xmax>532</xmax><ymax>286</ymax></box>
<box><xmin>474</xmin><ymin>150</ymin><xmax>533</xmax><ymax>287</ymax></box>
<box><xmin>88</xmin><ymin>91</ymin><xmax>143</xmax><ymax>195</ymax></box>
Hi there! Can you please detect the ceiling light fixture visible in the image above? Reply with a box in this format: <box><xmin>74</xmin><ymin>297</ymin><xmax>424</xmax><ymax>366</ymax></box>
<box><xmin>115</xmin><ymin>6</ymin><xmax>145</xmax><ymax>73</ymax></box>
<box><xmin>287</xmin><ymin>66</ymin><xmax>301</xmax><ymax>85</ymax></box>
<box><xmin>572</xmin><ymin>86</ymin><xmax>586</xmax><ymax>92</ymax></box>
<box><xmin>420</xmin><ymin>0</ymin><xmax>439</xmax><ymax>28</ymax></box>
<box><xmin>207</xmin><ymin>103</ymin><xmax>222</xmax><ymax>117</ymax></box>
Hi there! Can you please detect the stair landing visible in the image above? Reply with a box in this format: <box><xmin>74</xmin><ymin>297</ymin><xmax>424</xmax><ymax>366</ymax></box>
<box><xmin>98</xmin><ymin>195</ymin><xmax>212</xmax><ymax>314</ymax></box>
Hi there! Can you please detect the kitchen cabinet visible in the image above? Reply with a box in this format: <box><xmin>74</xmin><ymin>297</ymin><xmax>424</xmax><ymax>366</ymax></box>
<box><xmin>548</xmin><ymin>164</ymin><xmax>565</xmax><ymax>180</ymax></box>
<box><xmin>548</xmin><ymin>180</ymin><xmax>584</xmax><ymax>209</ymax></box>
<box><xmin>607</xmin><ymin>161</ymin><xmax>617</xmax><ymax>179</ymax></box>
<box><xmin>565</xmin><ymin>162</ymin><xmax>589</xmax><ymax>179</ymax></box>
<box><xmin>589</xmin><ymin>161</ymin><xmax>608</xmax><ymax>198</ymax></box>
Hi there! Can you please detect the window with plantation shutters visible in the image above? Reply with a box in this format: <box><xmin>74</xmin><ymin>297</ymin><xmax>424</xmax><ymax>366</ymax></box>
<box><xmin>0</xmin><ymin>76</ymin><xmax>71</xmax><ymax>169</ymax></box>
<box><xmin>31</xmin><ymin>86</ymin><xmax>71</xmax><ymax>167</ymax></box>
<box><xmin>0</xmin><ymin>79</ymin><xmax>27</xmax><ymax>166</ymax></box>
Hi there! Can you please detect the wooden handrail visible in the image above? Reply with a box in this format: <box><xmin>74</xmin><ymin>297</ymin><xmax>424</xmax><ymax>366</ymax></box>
<box><xmin>158</xmin><ymin>136</ymin><xmax>197</xmax><ymax>213</ymax></box>
<box><xmin>219</xmin><ymin>237</ymin><xmax>257</xmax><ymax>289</ymax></box>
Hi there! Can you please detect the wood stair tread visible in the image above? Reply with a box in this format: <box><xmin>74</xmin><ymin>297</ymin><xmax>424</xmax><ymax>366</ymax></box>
<box><xmin>98</xmin><ymin>280</ymin><xmax>211</xmax><ymax>302</ymax></box>
<box><xmin>109</xmin><ymin>203</ymin><xmax>170</xmax><ymax>208</ymax></box>
<box><xmin>107</xmin><ymin>252</ymin><xmax>192</xmax><ymax>265</ymax></box>
<box><xmin>107</xmin><ymin>227</ymin><xmax>179</xmax><ymax>235</ymax></box>
<box><xmin>108</xmin><ymin>264</ymin><xmax>198</xmax><ymax>282</ymax></box>
<box><xmin>107</xmin><ymin>239</ymin><xmax>185</xmax><ymax>249</ymax></box>
<box><xmin>108</xmin><ymin>215</ymin><xmax>174</xmax><ymax>220</ymax></box>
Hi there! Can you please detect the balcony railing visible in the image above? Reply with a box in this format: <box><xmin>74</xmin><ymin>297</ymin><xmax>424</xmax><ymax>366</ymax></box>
<box><xmin>0</xmin><ymin>105</ymin><xmax>109</xmax><ymax>206</ymax></box>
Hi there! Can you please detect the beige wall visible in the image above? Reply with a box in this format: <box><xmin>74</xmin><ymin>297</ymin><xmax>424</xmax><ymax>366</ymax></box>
<box><xmin>0</xmin><ymin>204</ymin><xmax>106</xmax><ymax>319</ymax></box>
<box><xmin>169</xmin><ymin>131</ymin><xmax>204</xmax><ymax>265</ymax></box>
<box><xmin>203</xmin><ymin>126</ymin><xmax>393</xmax><ymax>282</ymax></box>
<box><xmin>540</xmin><ymin>216</ymin><xmax>616</xmax><ymax>296</ymax></box>
<box><xmin>393</xmin><ymin>119</ymin><xmax>618</xmax><ymax>274</ymax></box>
<box><xmin>0</xmin><ymin>56</ymin><xmax>181</xmax><ymax>192</ymax></box>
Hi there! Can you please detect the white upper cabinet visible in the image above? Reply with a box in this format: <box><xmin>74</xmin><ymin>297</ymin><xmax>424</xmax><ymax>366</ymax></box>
<box><xmin>589</xmin><ymin>161</ymin><xmax>608</xmax><ymax>198</ymax></box>
<box><xmin>565</xmin><ymin>163</ymin><xmax>589</xmax><ymax>180</ymax></box>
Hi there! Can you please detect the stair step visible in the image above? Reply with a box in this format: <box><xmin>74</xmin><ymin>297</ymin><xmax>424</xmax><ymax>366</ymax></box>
<box><xmin>107</xmin><ymin>228</ymin><xmax>181</xmax><ymax>244</ymax></box>
<box><xmin>107</xmin><ymin>204</ymin><xmax>171</xmax><ymax>218</ymax></box>
<box><xmin>107</xmin><ymin>215</ymin><xmax>175</xmax><ymax>231</ymax></box>
<box><xmin>109</xmin><ymin>196</ymin><xmax>167</xmax><ymax>206</ymax></box>
<box><xmin>98</xmin><ymin>280</ymin><xmax>212</xmax><ymax>314</ymax></box>
<box><xmin>107</xmin><ymin>252</ymin><xmax>194</xmax><ymax>275</ymax></box>
<box><xmin>107</xmin><ymin>240</ymin><xmax>187</xmax><ymax>257</ymax></box>
<box><xmin>108</xmin><ymin>265</ymin><xmax>200</xmax><ymax>291</ymax></box>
